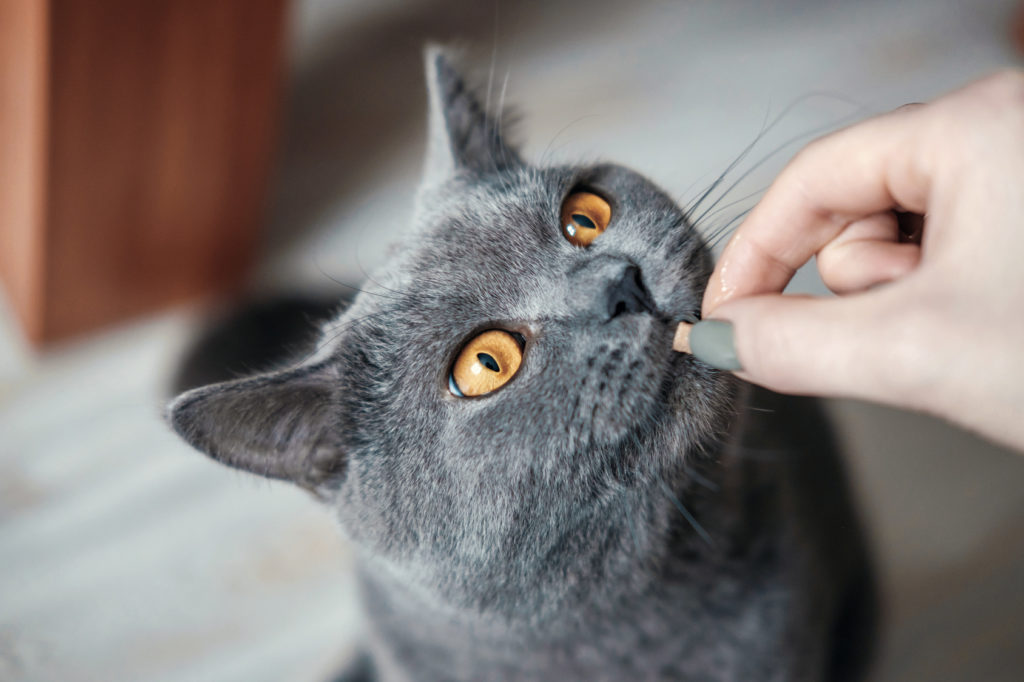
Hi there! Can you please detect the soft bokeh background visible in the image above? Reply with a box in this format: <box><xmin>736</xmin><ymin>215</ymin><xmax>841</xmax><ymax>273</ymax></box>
<box><xmin>3</xmin><ymin>0</ymin><xmax>1024</xmax><ymax>680</ymax></box>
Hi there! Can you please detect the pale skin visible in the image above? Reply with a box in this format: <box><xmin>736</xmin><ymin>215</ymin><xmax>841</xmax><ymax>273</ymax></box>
<box><xmin>678</xmin><ymin>70</ymin><xmax>1024</xmax><ymax>452</ymax></box>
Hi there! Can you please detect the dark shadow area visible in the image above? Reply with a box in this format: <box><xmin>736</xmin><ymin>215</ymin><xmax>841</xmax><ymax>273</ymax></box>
<box><xmin>170</xmin><ymin>292</ymin><xmax>345</xmax><ymax>395</ymax></box>
<box><xmin>264</xmin><ymin>0</ymin><xmax>557</xmax><ymax>256</ymax></box>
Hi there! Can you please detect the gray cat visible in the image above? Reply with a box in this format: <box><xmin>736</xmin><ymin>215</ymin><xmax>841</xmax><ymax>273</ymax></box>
<box><xmin>168</xmin><ymin>49</ymin><xmax>875</xmax><ymax>682</ymax></box>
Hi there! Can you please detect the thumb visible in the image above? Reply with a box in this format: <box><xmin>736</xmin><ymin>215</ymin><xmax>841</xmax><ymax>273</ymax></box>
<box><xmin>688</xmin><ymin>292</ymin><xmax>917</xmax><ymax>403</ymax></box>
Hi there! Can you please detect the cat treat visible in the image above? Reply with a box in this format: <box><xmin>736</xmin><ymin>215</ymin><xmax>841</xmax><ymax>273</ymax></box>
<box><xmin>672</xmin><ymin>321</ymin><xmax>694</xmax><ymax>354</ymax></box>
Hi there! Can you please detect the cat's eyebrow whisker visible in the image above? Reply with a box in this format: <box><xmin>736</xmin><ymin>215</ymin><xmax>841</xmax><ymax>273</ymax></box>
<box><xmin>491</xmin><ymin>19</ymin><xmax>524</xmax><ymax>181</ymax></box>
<box><xmin>657</xmin><ymin>477</ymin><xmax>714</xmax><ymax>548</ymax></box>
<box><xmin>538</xmin><ymin>114</ymin><xmax>601</xmax><ymax>167</ymax></box>
<box><xmin>485</xmin><ymin>14</ymin><xmax>499</xmax><ymax>119</ymax></box>
<box><xmin>351</xmin><ymin>215</ymin><xmax>412</xmax><ymax>301</ymax></box>
<box><xmin>496</xmin><ymin>69</ymin><xmax>510</xmax><ymax>146</ymax></box>
<box><xmin>352</xmin><ymin>252</ymin><xmax>409</xmax><ymax>301</ymax></box>
<box><xmin>311</xmin><ymin>258</ymin><xmax>403</xmax><ymax>303</ymax></box>
<box><xmin>285</xmin><ymin>307</ymin><xmax>391</xmax><ymax>369</ymax></box>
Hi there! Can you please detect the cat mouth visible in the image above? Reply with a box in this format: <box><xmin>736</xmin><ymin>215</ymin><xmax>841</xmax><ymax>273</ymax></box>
<box><xmin>589</xmin><ymin>313</ymin><xmax>677</xmax><ymax>379</ymax></box>
<box><xmin>571</xmin><ymin>316</ymin><xmax>682</xmax><ymax>447</ymax></box>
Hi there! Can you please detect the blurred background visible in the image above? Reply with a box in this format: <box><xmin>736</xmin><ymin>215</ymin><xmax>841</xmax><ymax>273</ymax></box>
<box><xmin>2</xmin><ymin>0</ymin><xmax>1024</xmax><ymax>680</ymax></box>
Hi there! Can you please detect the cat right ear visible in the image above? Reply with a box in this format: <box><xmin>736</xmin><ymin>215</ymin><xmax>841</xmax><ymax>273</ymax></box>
<box><xmin>167</xmin><ymin>362</ymin><xmax>345</xmax><ymax>498</ymax></box>
<box><xmin>422</xmin><ymin>45</ymin><xmax>521</xmax><ymax>185</ymax></box>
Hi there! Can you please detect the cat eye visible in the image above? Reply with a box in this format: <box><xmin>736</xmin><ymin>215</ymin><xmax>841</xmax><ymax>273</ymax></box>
<box><xmin>560</xmin><ymin>191</ymin><xmax>612</xmax><ymax>247</ymax></box>
<box><xmin>449</xmin><ymin>330</ymin><xmax>524</xmax><ymax>397</ymax></box>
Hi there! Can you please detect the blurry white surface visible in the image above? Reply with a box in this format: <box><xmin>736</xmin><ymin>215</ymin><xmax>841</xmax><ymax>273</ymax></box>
<box><xmin>0</xmin><ymin>312</ymin><xmax>361</xmax><ymax>682</ymax></box>
<box><xmin>2</xmin><ymin>0</ymin><xmax>1023</xmax><ymax>680</ymax></box>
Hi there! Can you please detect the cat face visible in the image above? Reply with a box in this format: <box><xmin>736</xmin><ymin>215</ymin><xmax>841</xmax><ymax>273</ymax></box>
<box><xmin>169</xmin><ymin>49</ymin><xmax>735</xmax><ymax>607</ymax></box>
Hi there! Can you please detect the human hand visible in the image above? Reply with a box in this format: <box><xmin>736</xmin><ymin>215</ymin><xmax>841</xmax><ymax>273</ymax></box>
<box><xmin>679</xmin><ymin>70</ymin><xmax>1024</xmax><ymax>451</ymax></box>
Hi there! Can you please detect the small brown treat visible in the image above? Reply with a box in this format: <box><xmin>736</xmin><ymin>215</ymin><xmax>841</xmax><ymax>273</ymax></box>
<box><xmin>672</xmin><ymin>322</ymin><xmax>694</xmax><ymax>354</ymax></box>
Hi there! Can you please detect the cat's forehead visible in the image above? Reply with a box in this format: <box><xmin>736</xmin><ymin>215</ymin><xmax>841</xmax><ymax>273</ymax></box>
<box><xmin>347</xmin><ymin>161</ymin><xmax>699</xmax><ymax>338</ymax></box>
<box><xmin>421</xmin><ymin>166</ymin><xmax>564</xmax><ymax>250</ymax></box>
<box><xmin>411</xmin><ymin>163</ymin><xmax>683</xmax><ymax>266</ymax></box>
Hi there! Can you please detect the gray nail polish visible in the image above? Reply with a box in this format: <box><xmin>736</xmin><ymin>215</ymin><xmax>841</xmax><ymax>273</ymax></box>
<box><xmin>689</xmin><ymin>320</ymin><xmax>742</xmax><ymax>371</ymax></box>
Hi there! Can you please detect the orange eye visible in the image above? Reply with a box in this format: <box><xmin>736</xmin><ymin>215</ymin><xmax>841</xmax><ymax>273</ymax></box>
<box><xmin>560</xmin><ymin>191</ymin><xmax>611</xmax><ymax>247</ymax></box>
<box><xmin>449</xmin><ymin>330</ymin><xmax>523</xmax><ymax>397</ymax></box>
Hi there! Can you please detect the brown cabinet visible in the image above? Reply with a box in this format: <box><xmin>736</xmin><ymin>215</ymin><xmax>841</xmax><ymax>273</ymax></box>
<box><xmin>0</xmin><ymin>0</ymin><xmax>287</xmax><ymax>345</ymax></box>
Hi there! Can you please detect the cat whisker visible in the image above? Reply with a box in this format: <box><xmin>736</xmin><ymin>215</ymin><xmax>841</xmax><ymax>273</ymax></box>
<box><xmin>566</xmin><ymin>394</ymin><xmax>581</xmax><ymax>440</ymax></box>
<box><xmin>688</xmin><ymin>92</ymin><xmax>871</xmax><ymax>231</ymax></box>
<box><xmin>622</xmin><ymin>495</ymin><xmax>644</xmax><ymax>555</ymax></box>
<box><xmin>682</xmin><ymin>460</ymin><xmax>720</xmax><ymax>493</ymax></box>
<box><xmin>496</xmin><ymin>67</ymin><xmax>510</xmax><ymax>135</ymax></box>
<box><xmin>485</xmin><ymin>66</ymin><xmax>514</xmax><ymax>179</ymax></box>
<box><xmin>700</xmin><ymin>435</ymin><xmax>786</xmax><ymax>461</ymax></box>
<box><xmin>694</xmin><ymin>184</ymin><xmax>769</xmax><ymax>228</ymax></box>
<box><xmin>657</xmin><ymin>477</ymin><xmax>714</xmax><ymax>548</ymax></box>
<box><xmin>703</xmin><ymin>206</ymin><xmax>755</xmax><ymax>249</ymax></box>
<box><xmin>693</xmin><ymin>107</ymin><xmax>865</xmax><ymax>231</ymax></box>
<box><xmin>485</xmin><ymin>12</ymin><xmax>499</xmax><ymax>118</ymax></box>
<box><xmin>672</xmin><ymin>173</ymin><xmax>713</xmax><ymax>211</ymax></box>
<box><xmin>686</xmin><ymin>102</ymin><xmax>774</xmax><ymax>219</ymax></box>
<box><xmin>352</xmin><ymin>252</ymin><xmax>410</xmax><ymax>301</ymax></box>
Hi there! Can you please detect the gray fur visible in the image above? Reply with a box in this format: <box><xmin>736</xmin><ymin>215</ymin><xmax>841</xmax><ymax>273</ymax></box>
<box><xmin>169</xmin><ymin>48</ymin><xmax>874</xmax><ymax>681</ymax></box>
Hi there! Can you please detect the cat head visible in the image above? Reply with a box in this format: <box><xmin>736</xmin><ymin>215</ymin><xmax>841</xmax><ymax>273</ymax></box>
<box><xmin>169</xmin><ymin>48</ymin><xmax>736</xmax><ymax>612</ymax></box>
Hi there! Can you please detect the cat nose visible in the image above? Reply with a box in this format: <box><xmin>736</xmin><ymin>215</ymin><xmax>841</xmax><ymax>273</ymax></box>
<box><xmin>606</xmin><ymin>265</ymin><xmax>657</xmax><ymax>320</ymax></box>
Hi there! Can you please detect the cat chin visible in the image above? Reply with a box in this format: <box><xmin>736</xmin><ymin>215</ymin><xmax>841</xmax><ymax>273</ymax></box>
<box><xmin>586</xmin><ymin>356</ymin><xmax>725</xmax><ymax>457</ymax></box>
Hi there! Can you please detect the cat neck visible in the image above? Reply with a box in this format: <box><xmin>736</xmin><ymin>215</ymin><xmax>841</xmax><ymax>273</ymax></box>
<box><xmin>351</xmin><ymin>393</ymin><xmax>807</xmax><ymax>680</ymax></box>
<box><xmin>355</xmin><ymin>404</ymin><xmax>760</xmax><ymax>634</ymax></box>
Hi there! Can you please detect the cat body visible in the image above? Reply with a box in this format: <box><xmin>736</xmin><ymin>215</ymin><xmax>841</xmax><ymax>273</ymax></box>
<box><xmin>352</xmin><ymin>387</ymin><xmax>872</xmax><ymax>682</ymax></box>
<box><xmin>170</xmin><ymin>49</ymin><xmax>874</xmax><ymax>681</ymax></box>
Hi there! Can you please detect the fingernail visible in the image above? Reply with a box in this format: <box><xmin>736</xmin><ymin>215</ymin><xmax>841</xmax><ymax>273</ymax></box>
<box><xmin>689</xmin><ymin>320</ymin><xmax>742</xmax><ymax>371</ymax></box>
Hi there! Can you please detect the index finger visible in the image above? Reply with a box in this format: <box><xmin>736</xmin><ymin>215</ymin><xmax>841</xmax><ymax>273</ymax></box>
<box><xmin>701</xmin><ymin>102</ymin><xmax>934</xmax><ymax>315</ymax></box>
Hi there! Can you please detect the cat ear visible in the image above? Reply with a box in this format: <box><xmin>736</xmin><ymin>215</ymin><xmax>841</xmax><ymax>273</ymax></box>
<box><xmin>422</xmin><ymin>45</ymin><xmax>521</xmax><ymax>184</ymax></box>
<box><xmin>167</xmin><ymin>362</ymin><xmax>344</xmax><ymax>497</ymax></box>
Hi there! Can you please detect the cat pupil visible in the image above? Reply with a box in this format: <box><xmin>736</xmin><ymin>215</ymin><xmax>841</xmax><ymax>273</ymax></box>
<box><xmin>572</xmin><ymin>213</ymin><xmax>596</xmax><ymax>229</ymax></box>
<box><xmin>477</xmin><ymin>353</ymin><xmax>500</xmax><ymax>373</ymax></box>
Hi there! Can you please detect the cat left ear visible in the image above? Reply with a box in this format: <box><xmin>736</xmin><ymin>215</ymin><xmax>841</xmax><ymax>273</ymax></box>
<box><xmin>422</xmin><ymin>45</ymin><xmax>521</xmax><ymax>185</ymax></box>
<box><xmin>167</xmin><ymin>362</ymin><xmax>345</xmax><ymax>497</ymax></box>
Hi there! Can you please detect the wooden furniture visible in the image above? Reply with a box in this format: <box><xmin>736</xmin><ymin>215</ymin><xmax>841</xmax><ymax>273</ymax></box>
<box><xmin>0</xmin><ymin>0</ymin><xmax>287</xmax><ymax>345</ymax></box>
